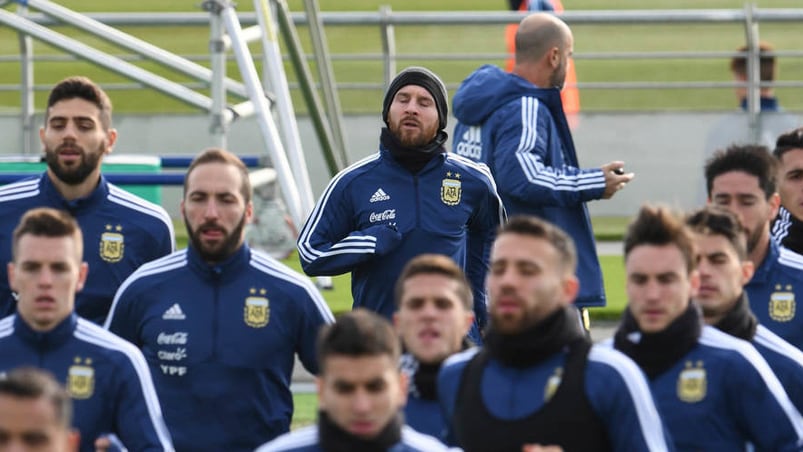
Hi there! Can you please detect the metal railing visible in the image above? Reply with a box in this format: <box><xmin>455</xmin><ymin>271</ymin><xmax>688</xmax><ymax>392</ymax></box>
<box><xmin>3</xmin><ymin>4</ymin><xmax>803</xmax><ymax>144</ymax></box>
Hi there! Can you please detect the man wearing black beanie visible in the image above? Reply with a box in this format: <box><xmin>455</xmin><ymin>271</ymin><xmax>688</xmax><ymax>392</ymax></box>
<box><xmin>298</xmin><ymin>66</ymin><xmax>505</xmax><ymax>344</ymax></box>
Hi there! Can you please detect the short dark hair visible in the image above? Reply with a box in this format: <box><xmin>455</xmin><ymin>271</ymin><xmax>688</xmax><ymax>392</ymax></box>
<box><xmin>394</xmin><ymin>254</ymin><xmax>473</xmax><ymax>310</ymax></box>
<box><xmin>773</xmin><ymin>127</ymin><xmax>803</xmax><ymax>160</ymax></box>
<box><xmin>730</xmin><ymin>42</ymin><xmax>776</xmax><ymax>82</ymax></box>
<box><xmin>12</xmin><ymin>208</ymin><xmax>82</xmax><ymax>262</ymax></box>
<box><xmin>317</xmin><ymin>309</ymin><xmax>400</xmax><ymax>374</ymax></box>
<box><xmin>625</xmin><ymin>204</ymin><xmax>696</xmax><ymax>274</ymax></box>
<box><xmin>497</xmin><ymin>215</ymin><xmax>577</xmax><ymax>274</ymax></box>
<box><xmin>686</xmin><ymin>206</ymin><xmax>748</xmax><ymax>260</ymax></box>
<box><xmin>45</xmin><ymin>76</ymin><xmax>112</xmax><ymax>130</ymax></box>
<box><xmin>184</xmin><ymin>148</ymin><xmax>252</xmax><ymax>204</ymax></box>
<box><xmin>0</xmin><ymin>367</ymin><xmax>72</xmax><ymax>427</ymax></box>
<box><xmin>705</xmin><ymin>144</ymin><xmax>777</xmax><ymax>199</ymax></box>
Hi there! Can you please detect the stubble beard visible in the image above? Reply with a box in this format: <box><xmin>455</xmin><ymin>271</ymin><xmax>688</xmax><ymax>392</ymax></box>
<box><xmin>44</xmin><ymin>142</ymin><xmax>104</xmax><ymax>186</ymax></box>
<box><xmin>391</xmin><ymin>119</ymin><xmax>437</xmax><ymax>148</ymax></box>
<box><xmin>185</xmin><ymin>213</ymin><xmax>247</xmax><ymax>263</ymax></box>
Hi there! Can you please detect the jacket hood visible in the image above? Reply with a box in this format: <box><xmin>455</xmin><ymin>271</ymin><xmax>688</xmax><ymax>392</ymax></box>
<box><xmin>453</xmin><ymin>64</ymin><xmax>557</xmax><ymax>125</ymax></box>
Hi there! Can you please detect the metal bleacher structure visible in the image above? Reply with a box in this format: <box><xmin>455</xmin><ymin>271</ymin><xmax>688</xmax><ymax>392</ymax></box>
<box><xmin>1</xmin><ymin>2</ymin><xmax>803</xmax><ymax>221</ymax></box>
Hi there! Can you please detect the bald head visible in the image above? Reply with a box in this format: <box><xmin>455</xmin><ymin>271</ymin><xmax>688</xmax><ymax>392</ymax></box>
<box><xmin>515</xmin><ymin>13</ymin><xmax>572</xmax><ymax>64</ymax></box>
<box><xmin>513</xmin><ymin>13</ymin><xmax>573</xmax><ymax>89</ymax></box>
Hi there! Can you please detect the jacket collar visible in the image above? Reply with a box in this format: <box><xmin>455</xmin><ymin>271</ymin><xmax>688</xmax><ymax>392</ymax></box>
<box><xmin>379</xmin><ymin>145</ymin><xmax>447</xmax><ymax>174</ymax></box>
<box><xmin>186</xmin><ymin>243</ymin><xmax>250</xmax><ymax>282</ymax></box>
<box><xmin>40</xmin><ymin>173</ymin><xmax>108</xmax><ymax>213</ymax></box>
<box><xmin>14</xmin><ymin>312</ymin><xmax>77</xmax><ymax>348</ymax></box>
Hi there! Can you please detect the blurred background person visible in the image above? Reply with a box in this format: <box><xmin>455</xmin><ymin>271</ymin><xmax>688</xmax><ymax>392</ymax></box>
<box><xmin>255</xmin><ymin>309</ymin><xmax>450</xmax><ymax>452</ymax></box>
<box><xmin>0</xmin><ymin>367</ymin><xmax>79</xmax><ymax>452</ymax></box>
<box><xmin>505</xmin><ymin>0</ymin><xmax>580</xmax><ymax>128</ymax></box>
<box><xmin>772</xmin><ymin>127</ymin><xmax>803</xmax><ymax>254</ymax></box>
<box><xmin>393</xmin><ymin>254</ymin><xmax>475</xmax><ymax>441</ymax></box>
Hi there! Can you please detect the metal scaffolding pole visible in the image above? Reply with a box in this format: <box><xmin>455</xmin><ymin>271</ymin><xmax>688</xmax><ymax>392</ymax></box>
<box><xmin>16</xmin><ymin>2</ymin><xmax>34</xmax><ymax>155</ymax></box>
<box><xmin>303</xmin><ymin>0</ymin><xmax>349</xmax><ymax>166</ymax></box>
<box><xmin>273</xmin><ymin>0</ymin><xmax>342</xmax><ymax>176</ymax></box>
<box><xmin>24</xmin><ymin>0</ymin><xmax>251</xmax><ymax>99</ymax></box>
<box><xmin>0</xmin><ymin>9</ymin><xmax>217</xmax><ymax>112</ymax></box>
<box><xmin>254</xmin><ymin>0</ymin><xmax>315</xmax><ymax>217</ymax></box>
<box><xmin>216</xmin><ymin>0</ymin><xmax>306</xmax><ymax>228</ymax></box>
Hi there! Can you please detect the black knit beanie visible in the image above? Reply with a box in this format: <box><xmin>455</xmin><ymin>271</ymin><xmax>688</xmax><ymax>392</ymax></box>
<box><xmin>382</xmin><ymin>66</ymin><xmax>448</xmax><ymax>132</ymax></box>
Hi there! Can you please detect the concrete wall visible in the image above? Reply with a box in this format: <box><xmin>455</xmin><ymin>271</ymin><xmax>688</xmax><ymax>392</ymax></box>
<box><xmin>3</xmin><ymin>111</ymin><xmax>797</xmax><ymax>219</ymax></box>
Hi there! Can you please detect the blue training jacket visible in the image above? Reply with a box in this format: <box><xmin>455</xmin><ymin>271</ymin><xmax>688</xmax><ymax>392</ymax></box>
<box><xmin>399</xmin><ymin>354</ymin><xmax>447</xmax><ymax>441</ymax></box>
<box><xmin>438</xmin><ymin>345</ymin><xmax>672</xmax><ymax>451</ymax></box>
<box><xmin>0</xmin><ymin>313</ymin><xmax>173</xmax><ymax>452</ymax></box>
<box><xmin>254</xmin><ymin>425</ymin><xmax>451</xmax><ymax>452</ymax></box>
<box><xmin>752</xmin><ymin>324</ymin><xmax>803</xmax><ymax>414</ymax></box>
<box><xmin>610</xmin><ymin>326</ymin><xmax>803</xmax><ymax>451</ymax></box>
<box><xmin>0</xmin><ymin>174</ymin><xmax>175</xmax><ymax>323</ymax></box>
<box><xmin>104</xmin><ymin>245</ymin><xmax>335</xmax><ymax>452</ymax></box>
<box><xmin>746</xmin><ymin>240</ymin><xmax>803</xmax><ymax>350</ymax></box>
<box><xmin>451</xmin><ymin>64</ymin><xmax>606</xmax><ymax>307</ymax></box>
<box><xmin>297</xmin><ymin>147</ymin><xmax>504</xmax><ymax>335</ymax></box>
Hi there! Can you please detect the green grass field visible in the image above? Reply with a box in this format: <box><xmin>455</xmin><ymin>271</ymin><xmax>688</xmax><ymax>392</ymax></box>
<box><xmin>1</xmin><ymin>0</ymin><xmax>802</xmax><ymax>114</ymax></box>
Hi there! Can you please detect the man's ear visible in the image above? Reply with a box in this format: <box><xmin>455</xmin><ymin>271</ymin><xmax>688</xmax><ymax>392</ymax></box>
<box><xmin>105</xmin><ymin>128</ymin><xmax>118</xmax><ymax>154</ymax></box>
<box><xmin>68</xmin><ymin>430</ymin><xmax>80</xmax><ymax>452</ymax></box>
<box><xmin>561</xmin><ymin>274</ymin><xmax>580</xmax><ymax>306</ymax></box>
<box><xmin>398</xmin><ymin>370</ymin><xmax>409</xmax><ymax>407</ymax></box>
<box><xmin>740</xmin><ymin>260</ymin><xmax>755</xmax><ymax>285</ymax></box>
<box><xmin>549</xmin><ymin>46</ymin><xmax>561</xmax><ymax>68</ymax></box>
<box><xmin>463</xmin><ymin>310</ymin><xmax>476</xmax><ymax>336</ymax></box>
<box><xmin>315</xmin><ymin>376</ymin><xmax>325</xmax><ymax>410</ymax></box>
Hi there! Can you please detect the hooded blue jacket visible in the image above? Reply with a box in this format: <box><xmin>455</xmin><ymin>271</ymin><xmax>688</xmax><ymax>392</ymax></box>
<box><xmin>0</xmin><ymin>313</ymin><xmax>173</xmax><ymax>452</ymax></box>
<box><xmin>452</xmin><ymin>65</ymin><xmax>606</xmax><ymax>307</ymax></box>
<box><xmin>104</xmin><ymin>245</ymin><xmax>334</xmax><ymax>452</ymax></box>
<box><xmin>0</xmin><ymin>174</ymin><xmax>175</xmax><ymax>323</ymax></box>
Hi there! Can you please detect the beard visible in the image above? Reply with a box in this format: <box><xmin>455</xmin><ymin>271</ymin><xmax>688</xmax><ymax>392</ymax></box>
<box><xmin>489</xmin><ymin>294</ymin><xmax>540</xmax><ymax>335</ymax></box>
<box><xmin>185</xmin><ymin>213</ymin><xmax>247</xmax><ymax>263</ymax></box>
<box><xmin>44</xmin><ymin>142</ymin><xmax>104</xmax><ymax>186</ymax></box>
<box><xmin>550</xmin><ymin>59</ymin><xmax>567</xmax><ymax>90</ymax></box>
<box><xmin>390</xmin><ymin>117</ymin><xmax>438</xmax><ymax>148</ymax></box>
<box><xmin>746</xmin><ymin>226</ymin><xmax>763</xmax><ymax>254</ymax></box>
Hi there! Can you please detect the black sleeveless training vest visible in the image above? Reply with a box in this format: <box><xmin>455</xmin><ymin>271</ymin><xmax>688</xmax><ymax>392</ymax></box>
<box><xmin>453</xmin><ymin>339</ymin><xmax>612</xmax><ymax>452</ymax></box>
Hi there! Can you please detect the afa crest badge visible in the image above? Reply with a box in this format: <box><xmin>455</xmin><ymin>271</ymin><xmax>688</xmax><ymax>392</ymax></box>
<box><xmin>244</xmin><ymin>288</ymin><xmax>270</xmax><ymax>328</ymax></box>
<box><xmin>543</xmin><ymin>367</ymin><xmax>562</xmax><ymax>402</ymax></box>
<box><xmin>100</xmin><ymin>224</ymin><xmax>124</xmax><ymax>263</ymax></box>
<box><xmin>677</xmin><ymin>361</ymin><xmax>706</xmax><ymax>403</ymax></box>
<box><xmin>67</xmin><ymin>357</ymin><xmax>94</xmax><ymax>399</ymax></box>
<box><xmin>770</xmin><ymin>285</ymin><xmax>795</xmax><ymax>322</ymax></box>
<box><xmin>441</xmin><ymin>172</ymin><xmax>462</xmax><ymax>206</ymax></box>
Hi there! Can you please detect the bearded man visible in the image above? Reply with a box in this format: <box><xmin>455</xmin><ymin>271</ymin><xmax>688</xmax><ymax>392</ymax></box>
<box><xmin>0</xmin><ymin>76</ymin><xmax>174</xmax><ymax>324</ymax></box>
<box><xmin>105</xmin><ymin>148</ymin><xmax>335</xmax><ymax>452</ymax></box>
<box><xmin>298</xmin><ymin>66</ymin><xmax>505</xmax><ymax>343</ymax></box>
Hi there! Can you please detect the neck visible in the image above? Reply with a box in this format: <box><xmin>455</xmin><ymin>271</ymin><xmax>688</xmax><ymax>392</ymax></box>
<box><xmin>749</xmin><ymin>235</ymin><xmax>770</xmax><ymax>269</ymax></box>
<box><xmin>512</xmin><ymin>63</ymin><xmax>548</xmax><ymax>88</ymax></box>
<box><xmin>702</xmin><ymin>310</ymin><xmax>725</xmax><ymax>326</ymax></box>
<box><xmin>47</xmin><ymin>169</ymin><xmax>100</xmax><ymax>201</ymax></box>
